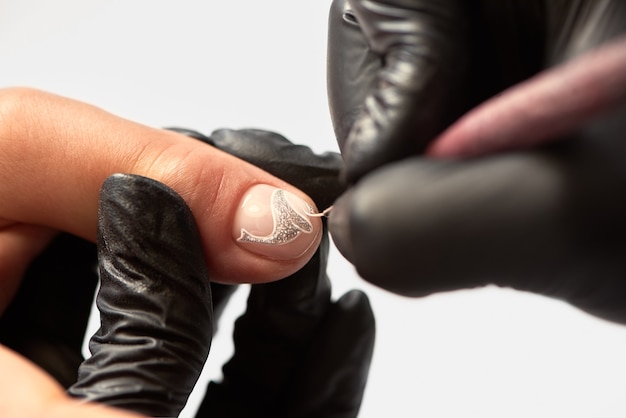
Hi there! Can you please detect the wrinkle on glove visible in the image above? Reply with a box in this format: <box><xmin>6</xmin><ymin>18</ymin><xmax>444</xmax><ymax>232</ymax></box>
<box><xmin>68</xmin><ymin>174</ymin><xmax>213</xmax><ymax>417</ymax></box>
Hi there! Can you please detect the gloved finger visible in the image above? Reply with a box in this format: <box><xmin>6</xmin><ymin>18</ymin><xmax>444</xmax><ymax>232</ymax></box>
<box><xmin>283</xmin><ymin>290</ymin><xmax>375</xmax><ymax>418</ymax></box>
<box><xmin>209</xmin><ymin>129</ymin><xmax>345</xmax><ymax>210</ymax></box>
<box><xmin>0</xmin><ymin>233</ymin><xmax>97</xmax><ymax>388</ymax></box>
<box><xmin>327</xmin><ymin>0</ymin><xmax>381</xmax><ymax>155</ymax></box>
<box><xmin>166</xmin><ymin>126</ymin><xmax>341</xmax><ymax>331</ymax></box>
<box><xmin>197</xmin><ymin>229</ymin><xmax>334</xmax><ymax>417</ymax></box>
<box><xmin>68</xmin><ymin>174</ymin><xmax>213</xmax><ymax>417</ymax></box>
<box><xmin>167</xmin><ymin>126</ymin><xmax>341</xmax><ymax>333</ymax></box>
<box><xmin>328</xmin><ymin>0</ymin><xmax>470</xmax><ymax>183</ymax></box>
<box><xmin>167</xmin><ymin>127</ymin><xmax>345</xmax><ymax>210</ymax></box>
<box><xmin>329</xmin><ymin>135</ymin><xmax>626</xmax><ymax>322</ymax></box>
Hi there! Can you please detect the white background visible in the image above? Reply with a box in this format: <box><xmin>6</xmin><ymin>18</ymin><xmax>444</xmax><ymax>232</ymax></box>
<box><xmin>2</xmin><ymin>1</ymin><xmax>626</xmax><ymax>417</ymax></box>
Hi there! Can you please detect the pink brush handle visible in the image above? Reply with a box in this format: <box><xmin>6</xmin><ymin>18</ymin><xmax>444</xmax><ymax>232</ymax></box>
<box><xmin>426</xmin><ymin>35</ymin><xmax>626</xmax><ymax>158</ymax></box>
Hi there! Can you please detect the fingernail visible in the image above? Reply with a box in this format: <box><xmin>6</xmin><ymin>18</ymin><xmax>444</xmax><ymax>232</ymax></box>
<box><xmin>233</xmin><ymin>184</ymin><xmax>322</xmax><ymax>260</ymax></box>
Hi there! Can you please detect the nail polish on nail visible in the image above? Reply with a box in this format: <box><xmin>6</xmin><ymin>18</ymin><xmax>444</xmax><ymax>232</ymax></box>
<box><xmin>233</xmin><ymin>184</ymin><xmax>322</xmax><ymax>260</ymax></box>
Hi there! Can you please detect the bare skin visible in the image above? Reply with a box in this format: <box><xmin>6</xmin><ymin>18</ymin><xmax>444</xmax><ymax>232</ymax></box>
<box><xmin>0</xmin><ymin>87</ymin><xmax>326</xmax><ymax>417</ymax></box>
<box><xmin>0</xmin><ymin>344</ymin><xmax>144</xmax><ymax>418</ymax></box>
<box><xmin>0</xmin><ymin>87</ymin><xmax>322</xmax><ymax>313</ymax></box>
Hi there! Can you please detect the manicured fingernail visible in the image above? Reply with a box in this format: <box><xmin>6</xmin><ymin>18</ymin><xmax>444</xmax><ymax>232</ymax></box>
<box><xmin>233</xmin><ymin>184</ymin><xmax>322</xmax><ymax>260</ymax></box>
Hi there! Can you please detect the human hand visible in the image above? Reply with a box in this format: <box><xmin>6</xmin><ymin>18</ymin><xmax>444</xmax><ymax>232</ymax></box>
<box><xmin>168</xmin><ymin>128</ymin><xmax>374</xmax><ymax>418</ymax></box>
<box><xmin>0</xmin><ymin>88</ymin><xmax>323</xmax><ymax>300</ymax></box>
<box><xmin>0</xmin><ymin>124</ymin><xmax>340</xmax><ymax>391</ymax></box>
<box><xmin>196</xmin><ymin>227</ymin><xmax>374</xmax><ymax>418</ymax></box>
<box><xmin>1</xmin><ymin>173</ymin><xmax>213</xmax><ymax>417</ymax></box>
<box><xmin>1</xmin><ymin>126</ymin><xmax>373</xmax><ymax>416</ymax></box>
<box><xmin>327</xmin><ymin>0</ymin><xmax>626</xmax><ymax>324</ymax></box>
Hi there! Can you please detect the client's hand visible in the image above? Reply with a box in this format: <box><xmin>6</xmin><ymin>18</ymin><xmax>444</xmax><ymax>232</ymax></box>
<box><xmin>0</xmin><ymin>87</ymin><xmax>323</xmax><ymax>305</ymax></box>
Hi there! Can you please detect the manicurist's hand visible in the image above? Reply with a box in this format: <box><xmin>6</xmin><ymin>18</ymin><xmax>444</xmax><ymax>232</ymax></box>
<box><xmin>327</xmin><ymin>0</ymin><xmax>626</xmax><ymax>324</ymax></box>
<box><xmin>0</xmin><ymin>87</ymin><xmax>323</xmax><ymax>311</ymax></box>
<box><xmin>327</xmin><ymin>0</ymin><xmax>626</xmax><ymax>181</ymax></box>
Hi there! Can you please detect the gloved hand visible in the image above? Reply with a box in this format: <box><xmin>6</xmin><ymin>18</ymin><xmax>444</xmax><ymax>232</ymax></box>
<box><xmin>327</xmin><ymin>0</ymin><xmax>626</xmax><ymax>324</ymax></box>
<box><xmin>1</xmin><ymin>173</ymin><xmax>214</xmax><ymax>417</ymax></box>
<box><xmin>196</xmin><ymin>227</ymin><xmax>374</xmax><ymax>418</ymax></box>
<box><xmin>1</xmin><ymin>128</ymin><xmax>374</xmax><ymax>417</ymax></box>
<box><xmin>172</xmin><ymin>128</ymin><xmax>375</xmax><ymax>418</ymax></box>
<box><xmin>327</xmin><ymin>0</ymin><xmax>626</xmax><ymax>182</ymax></box>
<box><xmin>66</xmin><ymin>174</ymin><xmax>213</xmax><ymax>417</ymax></box>
<box><xmin>0</xmin><ymin>220</ymin><xmax>237</xmax><ymax>397</ymax></box>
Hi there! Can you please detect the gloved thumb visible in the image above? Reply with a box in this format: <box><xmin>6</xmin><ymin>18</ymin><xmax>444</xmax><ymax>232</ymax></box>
<box><xmin>68</xmin><ymin>174</ymin><xmax>213</xmax><ymax>417</ymax></box>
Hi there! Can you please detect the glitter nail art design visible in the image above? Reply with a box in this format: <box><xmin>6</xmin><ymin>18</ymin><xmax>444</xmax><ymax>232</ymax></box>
<box><xmin>237</xmin><ymin>189</ymin><xmax>314</xmax><ymax>245</ymax></box>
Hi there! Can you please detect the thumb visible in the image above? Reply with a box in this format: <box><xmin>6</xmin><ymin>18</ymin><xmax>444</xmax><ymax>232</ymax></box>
<box><xmin>0</xmin><ymin>345</ymin><xmax>142</xmax><ymax>418</ymax></box>
<box><xmin>68</xmin><ymin>174</ymin><xmax>213</xmax><ymax>417</ymax></box>
<box><xmin>0</xmin><ymin>88</ymin><xmax>323</xmax><ymax>284</ymax></box>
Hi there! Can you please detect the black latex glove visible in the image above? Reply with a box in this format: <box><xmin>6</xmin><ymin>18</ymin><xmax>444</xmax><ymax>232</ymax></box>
<box><xmin>196</xmin><ymin>229</ymin><xmax>375</xmax><ymax>418</ymax></box>
<box><xmin>65</xmin><ymin>174</ymin><xmax>213</xmax><ymax>417</ymax></box>
<box><xmin>169</xmin><ymin>128</ymin><xmax>375</xmax><ymax>418</ymax></box>
<box><xmin>0</xmin><ymin>238</ymin><xmax>236</xmax><ymax>394</ymax></box>
<box><xmin>327</xmin><ymin>0</ymin><xmax>626</xmax><ymax>182</ymax></box>
<box><xmin>328</xmin><ymin>1</ymin><xmax>626</xmax><ymax>323</ymax></box>
<box><xmin>0</xmin><ymin>173</ymin><xmax>229</xmax><ymax>416</ymax></box>
<box><xmin>1</xmin><ymin>126</ymin><xmax>372</xmax><ymax>416</ymax></box>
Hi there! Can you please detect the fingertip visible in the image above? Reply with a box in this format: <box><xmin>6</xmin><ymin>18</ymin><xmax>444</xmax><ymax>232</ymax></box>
<box><xmin>330</xmin><ymin>290</ymin><xmax>376</xmax><ymax>347</ymax></box>
<box><xmin>335</xmin><ymin>289</ymin><xmax>374</xmax><ymax>319</ymax></box>
<box><xmin>135</xmin><ymin>139</ymin><xmax>324</xmax><ymax>285</ymax></box>
<box><xmin>204</xmin><ymin>182</ymin><xmax>323</xmax><ymax>285</ymax></box>
<box><xmin>232</xmin><ymin>184</ymin><xmax>323</xmax><ymax>262</ymax></box>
